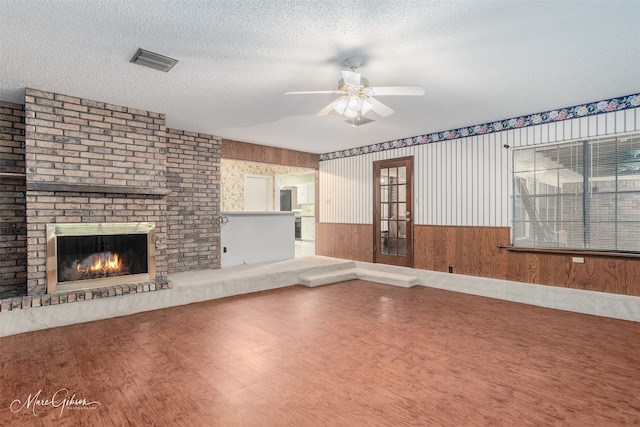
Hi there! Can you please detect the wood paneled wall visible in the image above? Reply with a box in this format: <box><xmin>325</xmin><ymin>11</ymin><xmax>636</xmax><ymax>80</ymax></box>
<box><xmin>315</xmin><ymin>223</ymin><xmax>373</xmax><ymax>262</ymax></box>
<box><xmin>414</xmin><ymin>225</ymin><xmax>510</xmax><ymax>279</ymax></box>
<box><xmin>317</xmin><ymin>222</ymin><xmax>640</xmax><ymax>297</ymax></box>
<box><xmin>222</xmin><ymin>139</ymin><xmax>318</xmax><ymax>169</ymax></box>
<box><xmin>414</xmin><ymin>225</ymin><xmax>640</xmax><ymax>297</ymax></box>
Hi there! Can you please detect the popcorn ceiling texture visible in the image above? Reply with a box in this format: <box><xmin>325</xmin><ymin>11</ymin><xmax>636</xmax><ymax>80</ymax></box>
<box><xmin>2</xmin><ymin>1</ymin><xmax>638</xmax><ymax>153</ymax></box>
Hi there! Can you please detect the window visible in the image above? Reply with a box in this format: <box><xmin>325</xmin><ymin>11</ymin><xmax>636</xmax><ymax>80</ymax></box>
<box><xmin>512</xmin><ymin>133</ymin><xmax>640</xmax><ymax>252</ymax></box>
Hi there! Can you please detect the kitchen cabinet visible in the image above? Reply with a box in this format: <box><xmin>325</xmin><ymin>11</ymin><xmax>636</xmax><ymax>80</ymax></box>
<box><xmin>296</xmin><ymin>183</ymin><xmax>315</xmax><ymax>205</ymax></box>
<box><xmin>301</xmin><ymin>217</ymin><xmax>315</xmax><ymax>241</ymax></box>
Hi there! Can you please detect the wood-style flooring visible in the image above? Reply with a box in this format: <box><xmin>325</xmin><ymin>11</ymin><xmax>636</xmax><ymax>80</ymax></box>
<box><xmin>1</xmin><ymin>280</ymin><xmax>640</xmax><ymax>426</ymax></box>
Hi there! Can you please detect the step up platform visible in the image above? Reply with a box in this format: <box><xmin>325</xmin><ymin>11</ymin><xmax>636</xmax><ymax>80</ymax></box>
<box><xmin>298</xmin><ymin>268</ymin><xmax>420</xmax><ymax>288</ymax></box>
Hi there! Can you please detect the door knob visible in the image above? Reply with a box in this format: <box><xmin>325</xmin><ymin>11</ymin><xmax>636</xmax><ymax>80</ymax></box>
<box><xmin>405</xmin><ymin>211</ymin><xmax>411</xmax><ymax>222</ymax></box>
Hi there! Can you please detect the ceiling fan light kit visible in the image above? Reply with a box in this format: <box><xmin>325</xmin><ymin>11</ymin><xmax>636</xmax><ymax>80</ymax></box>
<box><xmin>285</xmin><ymin>56</ymin><xmax>425</xmax><ymax>122</ymax></box>
<box><xmin>333</xmin><ymin>95</ymin><xmax>372</xmax><ymax>117</ymax></box>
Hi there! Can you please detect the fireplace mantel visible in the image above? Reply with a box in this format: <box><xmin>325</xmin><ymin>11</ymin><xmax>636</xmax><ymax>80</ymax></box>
<box><xmin>27</xmin><ymin>182</ymin><xmax>172</xmax><ymax>196</ymax></box>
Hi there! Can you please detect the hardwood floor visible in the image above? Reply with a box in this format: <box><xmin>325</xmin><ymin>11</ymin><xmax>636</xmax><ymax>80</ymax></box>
<box><xmin>2</xmin><ymin>280</ymin><xmax>640</xmax><ymax>426</ymax></box>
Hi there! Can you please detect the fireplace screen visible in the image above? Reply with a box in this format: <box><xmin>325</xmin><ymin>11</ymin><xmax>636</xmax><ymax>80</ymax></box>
<box><xmin>57</xmin><ymin>234</ymin><xmax>148</xmax><ymax>283</ymax></box>
<box><xmin>46</xmin><ymin>222</ymin><xmax>155</xmax><ymax>293</ymax></box>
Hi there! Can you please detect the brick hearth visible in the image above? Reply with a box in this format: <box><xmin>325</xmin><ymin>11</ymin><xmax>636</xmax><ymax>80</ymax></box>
<box><xmin>0</xmin><ymin>278</ymin><xmax>173</xmax><ymax>312</ymax></box>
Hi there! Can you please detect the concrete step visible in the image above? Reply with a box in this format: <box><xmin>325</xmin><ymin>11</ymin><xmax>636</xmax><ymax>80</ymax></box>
<box><xmin>295</xmin><ymin>260</ymin><xmax>357</xmax><ymax>277</ymax></box>
<box><xmin>298</xmin><ymin>268</ymin><xmax>419</xmax><ymax>288</ymax></box>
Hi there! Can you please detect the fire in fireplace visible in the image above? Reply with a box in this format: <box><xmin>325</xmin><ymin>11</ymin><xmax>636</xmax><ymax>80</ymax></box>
<box><xmin>57</xmin><ymin>234</ymin><xmax>148</xmax><ymax>283</ymax></box>
<box><xmin>46</xmin><ymin>222</ymin><xmax>156</xmax><ymax>293</ymax></box>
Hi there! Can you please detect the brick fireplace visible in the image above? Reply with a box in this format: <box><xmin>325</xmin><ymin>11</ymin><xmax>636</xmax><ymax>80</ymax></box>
<box><xmin>24</xmin><ymin>88</ymin><xmax>170</xmax><ymax>295</ymax></box>
<box><xmin>0</xmin><ymin>88</ymin><xmax>222</xmax><ymax>300</ymax></box>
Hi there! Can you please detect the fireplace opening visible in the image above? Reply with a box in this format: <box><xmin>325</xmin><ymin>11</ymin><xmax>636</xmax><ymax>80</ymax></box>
<box><xmin>46</xmin><ymin>222</ymin><xmax>156</xmax><ymax>293</ymax></box>
<box><xmin>57</xmin><ymin>234</ymin><xmax>148</xmax><ymax>283</ymax></box>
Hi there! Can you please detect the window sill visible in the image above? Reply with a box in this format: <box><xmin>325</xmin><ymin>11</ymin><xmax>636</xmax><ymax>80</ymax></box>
<box><xmin>497</xmin><ymin>245</ymin><xmax>640</xmax><ymax>259</ymax></box>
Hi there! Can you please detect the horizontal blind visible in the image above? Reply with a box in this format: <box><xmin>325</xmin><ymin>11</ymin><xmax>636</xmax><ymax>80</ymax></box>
<box><xmin>512</xmin><ymin>133</ymin><xmax>640</xmax><ymax>251</ymax></box>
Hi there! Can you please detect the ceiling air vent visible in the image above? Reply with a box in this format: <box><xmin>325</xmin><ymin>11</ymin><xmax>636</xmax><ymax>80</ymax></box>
<box><xmin>130</xmin><ymin>48</ymin><xmax>179</xmax><ymax>72</ymax></box>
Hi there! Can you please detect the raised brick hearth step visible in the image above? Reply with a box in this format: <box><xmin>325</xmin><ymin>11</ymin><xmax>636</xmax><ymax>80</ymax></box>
<box><xmin>0</xmin><ymin>279</ymin><xmax>173</xmax><ymax>313</ymax></box>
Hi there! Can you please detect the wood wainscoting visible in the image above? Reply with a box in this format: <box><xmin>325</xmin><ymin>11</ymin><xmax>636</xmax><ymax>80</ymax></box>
<box><xmin>315</xmin><ymin>223</ymin><xmax>373</xmax><ymax>262</ymax></box>
<box><xmin>414</xmin><ymin>225</ymin><xmax>640</xmax><ymax>297</ymax></box>
<box><xmin>317</xmin><ymin>223</ymin><xmax>640</xmax><ymax>297</ymax></box>
<box><xmin>414</xmin><ymin>225</ymin><xmax>511</xmax><ymax>279</ymax></box>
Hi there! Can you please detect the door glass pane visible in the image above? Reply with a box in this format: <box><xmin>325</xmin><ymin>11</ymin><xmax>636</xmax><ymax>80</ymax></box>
<box><xmin>382</xmin><ymin>220</ymin><xmax>389</xmax><ymax>255</ymax></box>
<box><xmin>381</xmin><ymin>187</ymin><xmax>389</xmax><ymax>203</ymax></box>
<box><xmin>381</xmin><ymin>203</ymin><xmax>391</xmax><ymax>219</ymax></box>
<box><xmin>389</xmin><ymin>167</ymin><xmax>397</xmax><ymax>182</ymax></box>
<box><xmin>398</xmin><ymin>203</ymin><xmax>406</xmax><ymax>219</ymax></box>
<box><xmin>398</xmin><ymin>239</ymin><xmax>407</xmax><ymax>256</ymax></box>
<box><xmin>398</xmin><ymin>184</ymin><xmax>406</xmax><ymax>202</ymax></box>
<box><xmin>381</xmin><ymin>236</ymin><xmax>388</xmax><ymax>254</ymax></box>
<box><xmin>397</xmin><ymin>218</ymin><xmax>406</xmax><ymax>237</ymax></box>
<box><xmin>398</xmin><ymin>166</ymin><xmax>406</xmax><ymax>184</ymax></box>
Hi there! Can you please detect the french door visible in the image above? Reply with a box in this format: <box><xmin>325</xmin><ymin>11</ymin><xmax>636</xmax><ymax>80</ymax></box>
<box><xmin>373</xmin><ymin>157</ymin><xmax>413</xmax><ymax>267</ymax></box>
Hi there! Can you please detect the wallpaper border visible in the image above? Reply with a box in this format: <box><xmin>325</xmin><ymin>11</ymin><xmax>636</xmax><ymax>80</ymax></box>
<box><xmin>319</xmin><ymin>92</ymin><xmax>640</xmax><ymax>161</ymax></box>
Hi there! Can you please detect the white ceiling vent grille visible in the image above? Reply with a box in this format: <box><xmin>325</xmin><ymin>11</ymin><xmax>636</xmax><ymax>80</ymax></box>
<box><xmin>130</xmin><ymin>48</ymin><xmax>178</xmax><ymax>72</ymax></box>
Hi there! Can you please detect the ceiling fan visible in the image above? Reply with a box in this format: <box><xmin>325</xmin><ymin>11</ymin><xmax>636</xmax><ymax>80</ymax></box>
<box><xmin>285</xmin><ymin>57</ymin><xmax>425</xmax><ymax>120</ymax></box>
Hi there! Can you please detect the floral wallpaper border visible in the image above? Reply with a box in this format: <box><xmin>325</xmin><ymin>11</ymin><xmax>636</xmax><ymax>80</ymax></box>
<box><xmin>319</xmin><ymin>92</ymin><xmax>640</xmax><ymax>161</ymax></box>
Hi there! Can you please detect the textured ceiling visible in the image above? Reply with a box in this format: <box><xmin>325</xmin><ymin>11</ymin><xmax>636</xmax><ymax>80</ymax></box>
<box><xmin>1</xmin><ymin>0</ymin><xmax>639</xmax><ymax>154</ymax></box>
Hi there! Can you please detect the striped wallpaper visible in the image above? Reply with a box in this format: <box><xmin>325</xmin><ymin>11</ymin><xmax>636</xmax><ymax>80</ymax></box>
<box><xmin>319</xmin><ymin>107</ymin><xmax>640</xmax><ymax>226</ymax></box>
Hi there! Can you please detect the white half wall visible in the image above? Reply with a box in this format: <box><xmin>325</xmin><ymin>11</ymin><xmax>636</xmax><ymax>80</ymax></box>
<box><xmin>220</xmin><ymin>211</ymin><xmax>295</xmax><ymax>267</ymax></box>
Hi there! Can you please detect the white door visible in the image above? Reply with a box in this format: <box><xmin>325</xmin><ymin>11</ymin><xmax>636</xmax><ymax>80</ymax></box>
<box><xmin>244</xmin><ymin>175</ymin><xmax>273</xmax><ymax>211</ymax></box>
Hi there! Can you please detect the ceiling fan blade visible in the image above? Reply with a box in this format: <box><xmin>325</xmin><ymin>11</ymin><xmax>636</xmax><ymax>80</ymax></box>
<box><xmin>341</xmin><ymin>70</ymin><xmax>361</xmax><ymax>87</ymax></box>
<box><xmin>369</xmin><ymin>86</ymin><xmax>425</xmax><ymax>96</ymax></box>
<box><xmin>285</xmin><ymin>90</ymin><xmax>341</xmax><ymax>95</ymax></box>
<box><xmin>368</xmin><ymin>97</ymin><xmax>395</xmax><ymax>117</ymax></box>
<box><xmin>317</xmin><ymin>102</ymin><xmax>335</xmax><ymax>116</ymax></box>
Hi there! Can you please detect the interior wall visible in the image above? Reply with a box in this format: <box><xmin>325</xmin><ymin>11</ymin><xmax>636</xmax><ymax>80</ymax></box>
<box><xmin>317</xmin><ymin>105</ymin><xmax>640</xmax><ymax>296</ymax></box>
<box><xmin>320</xmin><ymin>108</ymin><xmax>640</xmax><ymax>226</ymax></box>
<box><xmin>315</xmin><ymin>223</ymin><xmax>372</xmax><ymax>262</ymax></box>
<box><xmin>221</xmin><ymin>139</ymin><xmax>318</xmax><ymax>169</ymax></box>
<box><xmin>0</xmin><ymin>101</ymin><xmax>27</xmax><ymax>298</ymax></box>
<box><xmin>414</xmin><ymin>225</ymin><xmax>640</xmax><ymax>297</ymax></box>
<box><xmin>166</xmin><ymin>128</ymin><xmax>222</xmax><ymax>272</ymax></box>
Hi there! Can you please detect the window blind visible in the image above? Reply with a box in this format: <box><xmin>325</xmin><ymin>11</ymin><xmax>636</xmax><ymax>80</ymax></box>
<box><xmin>512</xmin><ymin>134</ymin><xmax>640</xmax><ymax>252</ymax></box>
